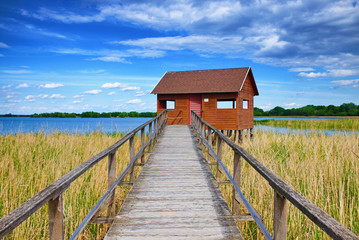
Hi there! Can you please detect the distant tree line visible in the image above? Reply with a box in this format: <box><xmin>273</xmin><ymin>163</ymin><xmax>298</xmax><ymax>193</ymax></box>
<box><xmin>17</xmin><ymin>111</ymin><xmax>157</xmax><ymax>118</ymax></box>
<box><xmin>254</xmin><ymin>103</ymin><xmax>359</xmax><ymax>116</ymax></box>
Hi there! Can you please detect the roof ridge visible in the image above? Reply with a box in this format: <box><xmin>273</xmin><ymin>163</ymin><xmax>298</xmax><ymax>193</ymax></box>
<box><xmin>166</xmin><ymin>67</ymin><xmax>249</xmax><ymax>73</ymax></box>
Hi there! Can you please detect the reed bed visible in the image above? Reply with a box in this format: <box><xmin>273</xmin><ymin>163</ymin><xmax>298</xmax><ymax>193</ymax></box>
<box><xmin>255</xmin><ymin>118</ymin><xmax>359</xmax><ymax>131</ymax></box>
<box><xmin>215</xmin><ymin>130</ymin><xmax>359</xmax><ymax>239</ymax></box>
<box><xmin>0</xmin><ymin>131</ymin><xmax>144</xmax><ymax>239</ymax></box>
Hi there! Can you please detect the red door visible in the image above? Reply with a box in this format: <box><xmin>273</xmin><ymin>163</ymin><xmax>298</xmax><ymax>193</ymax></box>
<box><xmin>189</xmin><ymin>94</ymin><xmax>201</xmax><ymax>124</ymax></box>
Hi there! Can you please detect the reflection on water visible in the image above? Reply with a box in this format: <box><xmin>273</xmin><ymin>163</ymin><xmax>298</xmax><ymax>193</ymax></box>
<box><xmin>254</xmin><ymin>124</ymin><xmax>359</xmax><ymax>136</ymax></box>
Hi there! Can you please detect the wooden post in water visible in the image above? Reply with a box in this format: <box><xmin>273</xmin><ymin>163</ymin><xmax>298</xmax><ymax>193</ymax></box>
<box><xmin>140</xmin><ymin>127</ymin><xmax>145</xmax><ymax>163</ymax></box>
<box><xmin>48</xmin><ymin>194</ymin><xmax>64</xmax><ymax>240</ymax></box>
<box><xmin>274</xmin><ymin>191</ymin><xmax>288</xmax><ymax>240</ymax></box>
<box><xmin>107</xmin><ymin>152</ymin><xmax>116</xmax><ymax>217</ymax></box>
<box><xmin>129</xmin><ymin>136</ymin><xmax>135</xmax><ymax>183</ymax></box>
<box><xmin>232</xmin><ymin>152</ymin><xmax>241</xmax><ymax>215</ymax></box>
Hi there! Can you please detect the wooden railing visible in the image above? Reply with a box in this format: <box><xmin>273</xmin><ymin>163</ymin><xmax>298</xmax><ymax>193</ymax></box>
<box><xmin>191</xmin><ymin>111</ymin><xmax>358</xmax><ymax>240</ymax></box>
<box><xmin>0</xmin><ymin>111</ymin><xmax>168</xmax><ymax>240</ymax></box>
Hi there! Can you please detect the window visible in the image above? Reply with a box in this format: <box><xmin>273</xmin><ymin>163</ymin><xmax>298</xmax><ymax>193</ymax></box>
<box><xmin>243</xmin><ymin>100</ymin><xmax>248</xmax><ymax>109</ymax></box>
<box><xmin>166</xmin><ymin>100</ymin><xmax>175</xmax><ymax>109</ymax></box>
<box><xmin>159</xmin><ymin>100</ymin><xmax>175</xmax><ymax>109</ymax></box>
<box><xmin>217</xmin><ymin>99</ymin><xmax>236</xmax><ymax>109</ymax></box>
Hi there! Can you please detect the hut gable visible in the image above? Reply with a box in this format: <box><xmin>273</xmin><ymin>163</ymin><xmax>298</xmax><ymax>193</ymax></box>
<box><xmin>151</xmin><ymin>67</ymin><xmax>258</xmax><ymax>95</ymax></box>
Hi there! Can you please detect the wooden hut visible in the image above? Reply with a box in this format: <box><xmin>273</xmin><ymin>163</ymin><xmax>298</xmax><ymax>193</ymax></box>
<box><xmin>151</xmin><ymin>67</ymin><xmax>258</xmax><ymax>134</ymax></box>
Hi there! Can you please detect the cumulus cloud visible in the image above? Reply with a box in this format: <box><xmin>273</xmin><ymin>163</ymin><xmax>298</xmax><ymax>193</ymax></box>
<box><xmin>24</xmin><ymin>95</ymin><xmax>35</xmax><ymax>101</ymax></box>
<box><xmin>84</xmin><ymin>89</ymin><xmax>102</xmax><ymax>94</ymax></box>
<box><xmin>21</xmin><ymin>0</ymin><xmax>359</xmax><ymax>70</ymax></box>
<box><xmin>39</xmin><ymin>83</ymin><xmax>64</xmax><ymax>88</ymax></box>
<box><xmin>102</xmin><ymin>82</ymin><xmax>126</xmax><ymax>89</ymax></box>
<box><xmin>122</xmin><ymin>86</ymin><xmax>140</xmax><ymax>91</ymax></box>
<box><xmin>16</xmin><ymin>83</ymin><xmax>30</xmax><ymax>88</ymax></box>
<box><xmin>135</xmin><ymin>91</ymin><xmax>146</xmax><ymax>96</ymax></box>
<box><xmin>331</xmin><ymin>79</ymin><xmax>359</xmax><ymax>87</ymax></box>
<box><xmin>108</xmin><ymin>91</ymin><xmax>116</xmax><ymax>95</ymax></box>
<box><xmin>2</xmin><ymin>70</ymin><xmax>32</xmax><ymax>74</ymax></box>
<box><xmin>72</xmin><ymin>100</ymin><xmax>82</xmax><ymax>103</ymax></box>
<box><xmin>298</xmin><ymin>72</ymin><xmax>327</xmax><ymax>78</ymax></box>
<box><xmin>49</xmin><ymin>94</ymin><xmax>65</xmax><ymax>99</ymax></box>
<box><xmin>127</xmin><ymin>99</ymin><xmax>142</xmax><ymax>104</ymax></box>
<box><xmin>0</xmin><ymin>42</ymin><xmax>9</xmax><ymax>48</ymax></box>
<box><xmin>289</xmin><ymin>67</ymin><xmax>315</xmax><ymax>72</ymax></box>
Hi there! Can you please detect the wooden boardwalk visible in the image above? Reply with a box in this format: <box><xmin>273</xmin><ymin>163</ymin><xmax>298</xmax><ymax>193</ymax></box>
<box><xmin>105</xmin><ymin>125</ymin><xmax>243</xmax><ymax>240</ymax></box>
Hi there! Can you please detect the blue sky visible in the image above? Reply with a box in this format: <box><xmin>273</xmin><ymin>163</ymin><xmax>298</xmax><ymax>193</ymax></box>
<box><xmin>0</xmin><ymin>0</ymin><xmax>358</xmax><ymax>114</ymax></box>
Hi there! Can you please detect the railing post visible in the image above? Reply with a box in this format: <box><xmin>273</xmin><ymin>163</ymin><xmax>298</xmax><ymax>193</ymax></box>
<box><xmin>129</xmin><ymin>135</ymin><xmax>135</xmax><ymax>183</ymax></box>
<box><xmin>148</xmin><ymin>122</ymin><xmax>153</xmax><ymax>150</ymax></box>
<box><xmin>232</xmin><ymin>152</ymin><xmax>241</xmax><ymax>215</ymax></box>
<box><xmin>216</xmin><ymin>137</ymin><xmax>223</xmax><ymax>180</ymax></box>
<box><xmin>48</xmin><ymin>194</ymin><xmax>64</xmax><ymax>240</ymax></box>
<box><xmin>140</xmin><ymin>127</ymin><xmax>145</xmax><ymax>163</ymax></box>
<box><xmin>107</xmin><ymin>152</ymin><xmax>116</xmax><ymax>217</ymax></box>
<box><xmin>274</xmin><ymin>191</ymin><xmax>288</xmax><ymax>240</ymax></box>
<box><xmin>207</xmin><ymin>128</ymin><xmax>212</xmax><ymax>160</ymax></box>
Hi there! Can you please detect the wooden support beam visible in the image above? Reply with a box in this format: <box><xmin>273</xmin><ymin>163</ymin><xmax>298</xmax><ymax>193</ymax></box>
<box><xmin>250</xmin><ymin>128</ymin><xmax>254</xmax><ymax>139</ymax></box>
<box><xmin>140</xmin><ymin>127</ymin><xmax>145</xmax><ymax>163</ymax></box>
<box><xmin>274</xmin><ymin>191</ymin><xmax>288</xmax><ymax>240</ymax></box>
<box><xmin>233</xmin><ymin>213</ymin><xmax>254</xmax><ymax>222</ymax></box>
<box><xmin>217</xmin><ymin>180</ymin><xmax>231</xmax><ymax>185</ymax></box>
<box><xmin>232</xmin><ymin>152</ymin><xmax>241</xmax><ymax>216</ymax></box>
<box><xmin>129</xmin><ymin>136</ymin><xmax>135</xmax><ymax>183</ymax></box>
<box><xmin>90</xmin><ymin>216</ymin><xmax>114</xmax><ymax>224</ymax></box>
<box><xmin>118</xmin><ymin>182</ymin><xmax>133</xmax><ymax>186</ymax></box>
<box><xmin>48</xmin><ymin>194</ymin><xmax>64</xmax><ymax>240</ymax></box>
<box><xmin>216</xmin><ymin>137</ymin><xmax>223</xmax><ymax>180</ymax></box>
<box><xmin>148</xmin><ymin>122</ymin><xmax>152</xmax><ymax>151</ymax></box>
<box><xmin>107</xmin><ymin>152</ymin><xmax>116</xmax><ymax>218</ymax></box>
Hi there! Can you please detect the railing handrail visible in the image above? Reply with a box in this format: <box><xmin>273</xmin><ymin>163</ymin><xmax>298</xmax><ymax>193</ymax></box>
<box><xmin>0</xmin><ymin>111</ymin><xmax>168</xmax><ymax>239</ymax></box>
<box><xmin>191</xmin><ymin>110</ymin><xmax>358</xmax><ymax>240</ymax></box>
<box><xmin>191</xmin><ymin>115</ymin><xmax>273</xmax><ymax>240</ymax></box>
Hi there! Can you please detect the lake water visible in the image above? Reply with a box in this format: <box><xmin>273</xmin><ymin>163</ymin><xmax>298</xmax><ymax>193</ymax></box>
<box><xmin>0</xmin><ymin>117</ymin><xmax>152</xmax><ymax>135</ymax></box>
<box><xmin>0</xmin><ymin>117</ymin><xmax>357</xmax><ymax>136</ymax></box>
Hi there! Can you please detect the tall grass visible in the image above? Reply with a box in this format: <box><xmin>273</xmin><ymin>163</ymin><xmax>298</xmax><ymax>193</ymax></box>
<box><xmin>215</xmin><ymin>130</ymin><xmax>359</xmax><ymax>239</ymax></box>
<box><xmin>0</xmin><ymin>131</ymin><xmax>144</xmax><ymax>239</ymax></box>
<box><xmin>254</xmin><ymin>118</ymin><xmax>359</xmax><ymax>131</ymax></box>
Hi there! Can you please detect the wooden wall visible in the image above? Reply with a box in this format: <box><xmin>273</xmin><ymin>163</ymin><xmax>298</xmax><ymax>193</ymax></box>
<box><xmin>238</xmin><ymin>74</ymin><xmax>255</xmax><ymax>129</ymax></box>
<box><xmin>157</xmin><ymin>94</ymin><xmax>189</xmax><ymax>125</ymax></box>
<box><xmin>156</xmin><ymin>76</ymin><xmax>255</xmax><ymax>129</ymax></box>
<box><xmin>201</xmin><ymin>92</ymin><xmax>239</xmax><ymax>130</ymax></box>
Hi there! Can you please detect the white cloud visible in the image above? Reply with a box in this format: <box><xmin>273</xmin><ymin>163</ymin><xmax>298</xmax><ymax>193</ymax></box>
<box><xmin>16</xmin><ymin>83</ymin><xmax>30</xmax><ymax>89</ymax></box>
<box><xmin>89</xmin><ymin>56</ymin><xmax>127</xmax><ymax>63</ymax></box>
<box><xmin>0</xmin><ymin>42</ymin><xmax>9</xmax><ymax>48</ymax></box>
<box><xmin>24</xmin><ymin>95</ymin><xmax>36</xmax><ymax>101</ymax></box>
<box><xmin>283</xmin><ymin>102</ymin><xmax>300</xmax><ymax>109</ymax></box>
<box><xmin>49</xmin><ymin>94</ymin><xmax>65</xmax><ymax>99</ymax></box>
<box><xmin>135</xmin><ymin>91</ymin><xmax>146</xmax><ymax>97</ymax></box>
<box><xmin>84</xmin><ymin>89</ymin><xmax>102</xmax><ymax>94</ymax></box>
<box><xmin>73</xmin><ymin>94</ymin><xmax>84</xmax><ymax>98</ymax></box>
<box><xmin>328</xmin><ymin>69</ymin><xmax>358</xmax><ymax>77</ymax></box>
<box><xmin>72</xmin><ymin>100</ymin><xmax>82</xmax><ymax>103</ymax></box>
<box><xmin>298</xmin><ymin>72</ymin><xmax>327</xmax><ymax>78</ymax></box>
<box><xmin>102</xmin><ymin>82</ymin><xmax>126</xmax><ymax>89</ymax></box>
<box><xmin>108</xmin><ymin>91</ymin><xmax>116</xmax><ymax>95</ymax></box>
<box><xmin>2</xmin><ymin>70</ymin><xmax>32</xmax><ymax>74</ymax></box>
<box><xmin>289</xmin><ymin>67</ymin><xmax>315</xmax><ymax>72</ymax></box>
<box><xmin>127</xmin><ymin>99</ymin><xmax>142</xmax><ymax>104</ymax></box>
<box><xmin>38</xmin><ymin>94</ymin><xmax>49</xmax><ymax>98</ymax></box>
<box><xmin>1</xmin><ymin>84</ymin><xmax>12</xmax><ymax>89</ymax></box>
<box><xmin>121</xmin><ymin>86</ymin><xmax>140</xmax><ymax>91</ymax></box>
<box><xmin>331</xmin><ymin>79</ymin><xmax>359</xmax><ymax>87</ymax></box>
<box><xmin>39</xmin><ymin>83</ymin><xmax>64</xmax><ymax>88</ymax></box>
<box><xmin>25</xmin><ymin>24</ymin><xmax>70</xmax><ymax>40</ymax></box>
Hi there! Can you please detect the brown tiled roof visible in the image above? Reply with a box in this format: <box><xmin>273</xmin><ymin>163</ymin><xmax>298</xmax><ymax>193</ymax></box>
<box><xmin>151</xmin><ymin>67</ymin><xmax>258</xmax><ymax>95</ymax></box>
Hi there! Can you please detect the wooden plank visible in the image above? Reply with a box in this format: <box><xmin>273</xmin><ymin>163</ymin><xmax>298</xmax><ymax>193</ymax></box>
<box><xmin>232</xmin><ymin>152</ymin><xmax>241</xmax><ymax>216</ymax></box>
<box><xmin>105</xmin><ymin>125</ymin><xmax>243</xmax><ymax>240</ymax></box>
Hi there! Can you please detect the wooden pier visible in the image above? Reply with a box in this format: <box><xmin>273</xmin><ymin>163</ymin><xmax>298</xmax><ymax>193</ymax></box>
<box><xmin>0</xmin><ymin>110</ymin><xmax>358</xmax><ymax>240</ymax></box>
<box><xmin>105</xmin><ymin>125</ymin><xmax>242</xmax><ymax>239</ymax></box>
